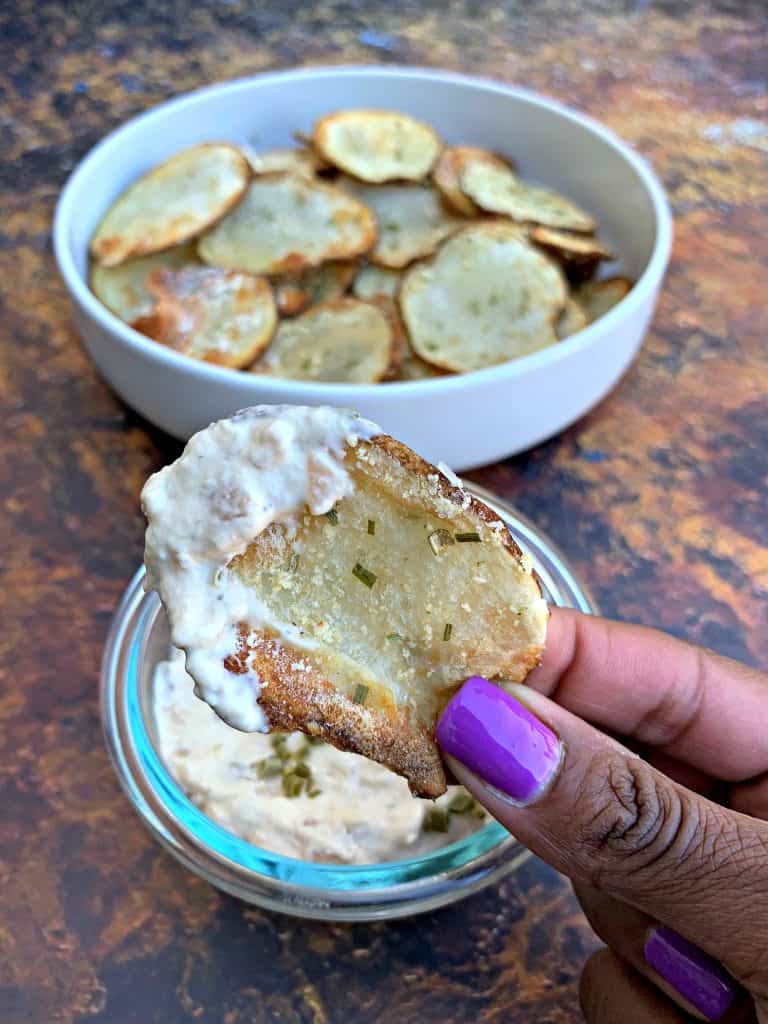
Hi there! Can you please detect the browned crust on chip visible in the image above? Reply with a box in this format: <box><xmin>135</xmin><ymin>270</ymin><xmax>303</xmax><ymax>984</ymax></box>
<box><xmin>90</xmin><ymin>143</ymin><xmax>251</xmax><ymax>267</ymax></box>
<box><xmin>274</xmin><ymin>279</ymin><xmax>311</xmax><ymax>317</ymax></box>
<box><xmin>221</xmin><ymin>433</ymin><xmax>546</xmax><ymax>797</ymax></box>
<box><xmin>228</xmin><ymin>627</ymin><xmax>447</xmax><ymax>798</ymax></box>
<box><xmin>369</xmin><ymin>297</ymin><xmax>405</xmax><ymax>381</ymax></box>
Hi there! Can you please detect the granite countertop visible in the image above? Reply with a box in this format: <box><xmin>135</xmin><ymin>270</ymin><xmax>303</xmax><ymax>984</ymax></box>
<box><xmin>2</xmin><ymin>1</ymin><xmax>767</xmax><ymax>1021</ymax></box>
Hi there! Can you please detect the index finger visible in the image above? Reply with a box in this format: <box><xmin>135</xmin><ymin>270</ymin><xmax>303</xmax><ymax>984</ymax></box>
<box><xmin>525</xmin><ymin>608</ymin><xmax>768</xmax><ymax>781</ymax></box>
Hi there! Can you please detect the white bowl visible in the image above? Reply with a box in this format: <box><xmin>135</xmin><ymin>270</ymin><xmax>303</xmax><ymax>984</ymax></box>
<box><xmin>54</xmin><ymin>66</ymin><xmax>672</xmax><ymax>470</ymax></box>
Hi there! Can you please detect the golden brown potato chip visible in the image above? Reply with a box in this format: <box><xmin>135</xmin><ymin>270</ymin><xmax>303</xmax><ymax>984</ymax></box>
<box><xmin>132</xmin><ymin>266</ymin><xmax>277</xmax><ymax>368</ymax></box>
<box><xmin>198</xmin><ymin>173</ymin><xmax>376</xmax><ymax>275</ymax></box>
<box><xmin>90</xmin><ymin>144</ymin><xmax>250</xmax><ymax>267</ymax></box>
<box><xmin>273</xmin><ymin>261</ymin><xmax>357</xmax><ymax>317</ymax></box>
<box><xmin>400</xmin><ymin>222</ymin><xmax>566</xmax><ymax>373</ymax></box>
<box><xmin>342</xmin><ymin>180</ymin><xmax>464</xmax><ymax>269</ymax></box>
<box><xmin>575</xmin><ymin>277</ymin><xmax>633</xmax><ymax>323</ymax></box>
<box><xmin>431</xmin><ymin>146</ymin><xmax>504</xmax><ymax>216</ymax></box>
<box><xmin>142</xmin><ymin>407</ymin><xmax>548</xmax><ymax>797</ymax></box>
<box><xmin>314</xmin><ymin>110</ymin><xmax>441</xmax><ymax>183</ymax></box>
<box><xmin>90</xmin><ymin>242</ymin><xmax>199</xmax><ymax>323</ymax></box>
<box><xmin>352</xmin><ymin>265</ymin><xmax>403</xmax><ymax>302</ymax></box>
<box><xmin>242</xmin><ymin>146</ymin><xmax>320</xmax><ymax>179</ymax></box>
<box><xmin>556</xmin><ymin>297</ymin><xmax>589</xmax><ymax>340</ymax></box>
<box><xmin>459</xmin><ymin>159</ymin><xmax>596</xmax><ymax>233</ymax></box>
<box><xmin>254</xmin><ymin>298</ymin><xmax>397</xmax><ymax>383</ymax></box>
<box><xmin>530</xmin><ymin>225</ymin><xmax>612</xmax><ymax>283</ymax></box>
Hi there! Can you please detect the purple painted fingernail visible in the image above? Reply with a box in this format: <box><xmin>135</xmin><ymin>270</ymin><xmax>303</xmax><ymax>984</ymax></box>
<box><xmin>644</xmin><ymin>927</ymin><xmax>737</xmax><ymax>1021</ymax></box>
<box><xmin>436</xmin><ymin>676</ymin><xmax>561</xmax><ymax>805</ymax></box>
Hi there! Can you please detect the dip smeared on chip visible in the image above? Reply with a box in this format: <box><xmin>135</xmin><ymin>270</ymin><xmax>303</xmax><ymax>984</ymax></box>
<box><xmin>142</xmin><ymin>405</ymin><xmax>548</xmax><ymax>797</ymax></box>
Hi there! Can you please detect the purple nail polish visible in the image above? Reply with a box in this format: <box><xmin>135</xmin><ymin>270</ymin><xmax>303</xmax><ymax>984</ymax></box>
<box><xmin>644</xmin><ymin>927</ymin><xmax>736</xmax><ymax>1021</ymax></box>
<box><xmin>436</xmin><ymin>676</ymin><xmax>561</xmax><ymax>805</ymax></box>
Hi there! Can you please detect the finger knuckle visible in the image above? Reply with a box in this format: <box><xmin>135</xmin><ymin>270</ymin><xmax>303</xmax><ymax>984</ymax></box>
<box><xmin>574</xmin><ymin>753</ymin><xmax>699</xmax><ymax>893</ymax></box>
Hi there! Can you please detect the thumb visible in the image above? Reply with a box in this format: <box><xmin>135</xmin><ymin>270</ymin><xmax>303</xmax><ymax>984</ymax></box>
<box><xmin>436</xmin><ymin>676</ymin><xmax>768</xmax><ymax>984</ymax></box>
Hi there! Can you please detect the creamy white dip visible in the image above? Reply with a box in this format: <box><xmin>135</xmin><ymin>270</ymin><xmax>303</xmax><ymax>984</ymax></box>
<box><xmin>142</xmin><ymin>405</ymin><xmax>380</xmax><ymax>731</ymax></box>
<box><xmin>153</xmin><ymin>650</ymin><xmax>486</xmax><ymax>865</ymax></box>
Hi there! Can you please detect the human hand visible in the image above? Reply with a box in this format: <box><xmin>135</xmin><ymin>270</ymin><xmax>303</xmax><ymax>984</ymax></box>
<box><xmin>436</xmin><ymin>608</ymin><xmax>768</xmax><ymax>1022</ymax></box>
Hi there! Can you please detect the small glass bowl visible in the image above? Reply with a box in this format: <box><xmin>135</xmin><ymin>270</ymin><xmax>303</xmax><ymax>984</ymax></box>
<box><xmin>101</xmin><ymin>485</ymin><xmax>596</xmax><ymax>921</ymax></box>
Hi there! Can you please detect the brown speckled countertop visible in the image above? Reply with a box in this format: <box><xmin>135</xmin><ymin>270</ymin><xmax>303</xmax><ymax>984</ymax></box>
<box><xmin>2</xmin><ymin>2</ymin><xmax>767</xmax><ymax>1022</ymax></box>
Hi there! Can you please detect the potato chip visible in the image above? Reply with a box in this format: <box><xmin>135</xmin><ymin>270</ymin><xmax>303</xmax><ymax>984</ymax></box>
<box><xmin>556</xmin><ymin>297</ymin><xmax>588</xmax><ymax>340</ymax></box>
<box><xmin>531</xmin><ymin>225</ymin><xmax>612</xmax><ymax>283</ymax></box>
<box><xmin>575</xmin><ymin>277</ymin><xmax>633</xmax><ymax>323</ymax></box>
<box><xmin>90</xmin><ymin>144</ymin><xmax>250</xmax><ymax>267</ymax></box>
<box><xmin>90</xmin><ymin>242</ymin><xmax>199</xmax><ymax>323</ymax></box>
<box><xmin>255</xmin><ymin>298</ymin><xmax>396</xmax><ymax>383</ymax></box>
<box><xmin>400</xmin><ymin>223</ymin><xmax>566</xmax><ymax>373</ymax></box>
<box><xmin>198</xmin><ymin>173</ymin><xmax>376</xmax><ymax>275</ymax></box>
<box><xmin>431</xmin><ymin>146</ymin><xmax>503</xmax><ymax>216</ymax></box>
<box><xmin>243</xmin><ymin>146</ymin><xmax>320</xmax><ymax>179</ymax></box>
<box><xmin>342</xmin><ymin>180</ymin><xmax>464</xmax><ymax>268</ymax></box>
<box><xmin>132</xmin><ymin>266</ymin><xmax>276</xmax><ymax>368</ymax></box>
<box><xmin>352</xmin><ymin>265</ymin><xmax>403</xmax><ymax>301</ymax></box>
<box><xmin>273</xmin><ymin>261</ymin><xmax>357</xmax><ymax>317</ymax></box>
<box><xmin>143</xmin><ymin>409</ymin><xmax>548</xmax><ymax>796</ymax></box>
<box><xmin>459</xmin><ymin>159</ymin><xmax>596</xmax><ymax>233</ymax></box>
<box><xmin>314</xmin><ymin>110</ymin><xmax>441</xmax><ymax>183</ymax></box>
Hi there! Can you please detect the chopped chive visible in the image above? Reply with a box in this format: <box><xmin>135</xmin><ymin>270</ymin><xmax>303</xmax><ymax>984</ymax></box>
<box><xmin>367</xmin><ymin>519</ymin><xmax>376</xmax><ymax>535</ymax></box>
<box><xmin>352</xmin><ymin>562</ymin><xmax>376</xmax><ymax>588</ymax></box>
<box><xmin>455</xmin><ymin>531</ymin><xmax>481</xmax><ymax>543</ymax></box>
<box><xmin>422</xmin><ymin>807</ymin><xmax>450</xmax><ymax>833</ymax></box>
<box><xmin>428</xmin><ymin>528</ymin><xmax>455</xmax><ymax>556</ymax></box>
<box><xmin>282</xmin><ymin>773</ymin><xmax>304</xmax><ymax>798</ymax></box>
<box><xmin>352</xmin><ymin>683</ymin><xmax>369</xmax><ymax>705</ymax></box>
<box><xmin>271</xmin><ymin>734</ymin><xmax>288</xmax><ymax>748</ymax></box>
<box><xmin>448</xmin><ymin>792</ymin><xmax>475</xmax><ymax>814</ymax></box>
<box><xmin>301</xmin><ymin>357</ymin><xmax>313</xmax><ymax>372</ymax></box>
<box><xmin>443</xmin><ymin>622</ymin><xmax>453</xmax><ymax>641</ymax></box>
<box><xmin>308</xmin><ymin>788</ymin><xmax>322</xmax><ymax>798</ymax></box>
<box><xmin>293</xmin><ymin>762</ymin><xmax>311</xmax><ymax>779</ymax></box>
<box><xmin>256</xmin><ymin>756</ymin><xmax>283</xmax><ymax>780</ymax></box>
<box><xmin>325</xmin><ymin>507</ymin><xmax>339</xmax><ymax>525</ymax></box>
<box><xmin>386</xmin><ymin>632</ymin><xmax>404</xmax><ymax>642</ymax></box>
<box><xmin>288</xmin><ymin>553</ymin><xmax>300</xmax><ymax>572</ymax></box>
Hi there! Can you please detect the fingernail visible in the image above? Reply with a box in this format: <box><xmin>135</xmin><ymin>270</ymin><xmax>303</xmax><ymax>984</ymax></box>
<box><xmin>644</xmin><ymin>926</ymin><xmax>737</xmax><ymax>1021</ymax></box>
<box><xmin>436</xmin><ymin>676</ymin><xmax>561</xmax><ymax>805</ymax></box>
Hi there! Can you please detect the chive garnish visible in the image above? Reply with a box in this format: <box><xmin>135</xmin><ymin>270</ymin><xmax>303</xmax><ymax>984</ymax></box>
<box><xmin>293</xmin><ymin>762</ymin><xmax>311</xmax><ymax>779</ymax></box>
<box><xmin>325</xmin><ymin>507</ymin><xmax>339</xmax><ymax>525</ymax></box>
<box><xmin>422</xmin><ymin>807</ymin><xmax>450</xmax><ymax>833</ymax></box>
<box><xmin>386</xmin><ymin>632</ymin><xmax>404</xmax><ymax>642</ymax></box>
<box><xmin>256</xmin><ymin>756</ymin><xmax>283</xmax><ymax>780</ymax></box>
<box><xmin>308</xmin><ymin>788</ymin><xmax>322</xmax><ymax>798</ymax></box>
<box><xmin>456</xmin><ymin>531</ymin><xmax>481</xmax><ymax>543</ymax></box>
<box><xmin>428</xmin><ymin>528</ymin><xmax>455</xmax><ymax>556</ymax></box>
<box><xmin>352</xmin><ymin>562</ymin><xmax>376</xmax><ymax>588</ymax></box>
<box><xmin>352</xmin><ymin>684</ymin><xmax>369</xmax><ymax>705</ymax></box>
<box><xmin>443</xmin><ymin>623</ymin><xmax>453</xmax><ymax>641</ymax></box>
<box><xmin>282</xmin><ymin>773</ymin><xmax>304</xmax><ymax>798</ymax></box>
<box><xmin>367</xmin><ymin>519</ymin><xmax>376</xmax><ymax>535</ymax></box>
<box><xmin>448</xmin><ymin>792</ymin><xmax>475</xmax><ymax>814</ymax></box>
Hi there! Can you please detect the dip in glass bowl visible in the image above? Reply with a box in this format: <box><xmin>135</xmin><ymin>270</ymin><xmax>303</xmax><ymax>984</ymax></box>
<box><xmin>101</xmin><ymin>485</ymin><xmax>595</xmax><ymax>920</ymax></box>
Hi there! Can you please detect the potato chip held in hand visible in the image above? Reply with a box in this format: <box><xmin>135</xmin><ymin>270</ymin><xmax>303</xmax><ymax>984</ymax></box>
<box><xmin>141</xmin><ymin>405</ymin><xmax>548</xmax><ymax>797</ymax></box>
